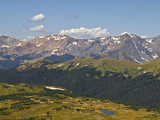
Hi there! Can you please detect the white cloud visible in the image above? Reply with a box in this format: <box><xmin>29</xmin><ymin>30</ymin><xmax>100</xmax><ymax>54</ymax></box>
<box><xmin>29</xmin><ymin>25</ymin><xmax>50</xmax><ymax>33</ymax></box>
<box><xmin>22</xmin><ymin>36</ymin><xmax>35</xmax><ymax>41</ymax></box>
<box><xmin>141</xmin><ymin>35</ymin><xmax>148</xmax><ymax>39</ymax></box>
<box><xmin>59</xmin><ymin>27</ymin><xmax>110</xmax><ymax>39</ymax></box>
<box><xmin>29</xmin><ymin>25</ymin><xmax>45</xmax><ymax>31</ymax></box>
<box><xmin>29</xmin><ymin>13</ymin><xmax>46</xmax><ymax>22</ymax></box>
<box><xmin>27</xmin><ymin>36</ymin><xmax>35</xmax><ymax>39</ymax></box>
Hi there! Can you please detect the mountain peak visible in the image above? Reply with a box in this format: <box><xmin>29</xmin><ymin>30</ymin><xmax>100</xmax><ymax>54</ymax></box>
<box><xmin>120</xmin><ymin>32</ymin><xmax>139</xmax><ymax>39</ymax></box>
<box><xmin>120</xmin><ymin>32</ymin><xmax>131</xmax><ymax>36</ymax></box>
<box><xmin>1</xmin><ymin>33</ymin><xmax>160</xmax><ymax>69</ymax></box>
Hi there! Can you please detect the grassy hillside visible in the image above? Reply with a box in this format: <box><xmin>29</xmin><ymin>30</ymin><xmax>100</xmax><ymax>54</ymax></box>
<box><xmin>17</xmin><ymin>58</ymin><xmax>160</xmax><ymax>78</ymax></box>
<box><xmin>0</xmin><ymin>58</ymin><xmax>160</xmax><ymax>110</ymax></box>
<box><xmin>0</xmin><ymin>83</ymin><xmax>43</xmax><ymax>96</ymax></box>
<box><xmin>0</xmin><ymin>83</ymin><xmax>159</xmax><ymax>120</ymax></box>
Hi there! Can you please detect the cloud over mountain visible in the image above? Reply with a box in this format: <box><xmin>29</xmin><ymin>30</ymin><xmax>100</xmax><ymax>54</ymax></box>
<box><xmin>29</xmin><ymin>25</ymin><xmax>50</xmax><ymax>33</ymax></box>
<box><xmin>141</xmin><ymin>35</ymin><xmax>148</xmax><ymax>39</ymax></box>
<box><xmin>29</xmin><ymin>13</ymin><xmax>46</xmax><ymax>22</ymax></box>
<box><xmin>59</xmin><ymin>27</ymin><xmax>110</xmax><ymax>39</ymax></box>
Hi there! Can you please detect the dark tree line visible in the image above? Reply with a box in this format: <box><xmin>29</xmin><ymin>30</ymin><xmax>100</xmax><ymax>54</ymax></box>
<box><xmin>0</xmin><ymin>67</ymin><xmax>160</xmax><ymax>110</ymax></box>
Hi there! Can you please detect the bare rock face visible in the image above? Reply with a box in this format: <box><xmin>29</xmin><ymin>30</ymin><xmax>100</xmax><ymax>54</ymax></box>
<box><xmin>0</xmin><ymin>33</ymin><xmax>160</xmax><ymax>68</ymax></box>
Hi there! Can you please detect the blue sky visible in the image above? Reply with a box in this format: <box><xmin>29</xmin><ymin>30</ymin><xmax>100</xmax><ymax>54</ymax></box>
<box><xmin>0</xmin><ymin>0</ymin><xmax>160</xmax><ymax>40</ymax></box>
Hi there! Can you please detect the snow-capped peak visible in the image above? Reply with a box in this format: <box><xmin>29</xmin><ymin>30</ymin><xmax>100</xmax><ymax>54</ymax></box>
<box><xmin>120</xmin><ymin>32</ymin><xmax>137</xmax><ymax>38</ymax></box>
<box><xmin>120</xmin><ymin>32</ymin><xmax>130</xmax><ymax>36</ymax></box>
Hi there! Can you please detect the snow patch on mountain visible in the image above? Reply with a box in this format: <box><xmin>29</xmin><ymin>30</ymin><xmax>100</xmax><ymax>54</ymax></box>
<box><xmin>52</xmin><ymin>35</ymin><xmax>57</xmax><ymax>39</ymax></box>
<box><xmin>148</xmin><ymin>48</ymin><xmax>152</xmax><ymax>52</ymax></box>
<box><xmin>134</xmin><ymin>59</ymin><xmax>142</xmax><ymax>64</ymax></box>
<box><xmin>17</xmin><ymin>43</ymin><xmax>22</xmax><ymax>46</ymax></box>
<box><xmin>141</xmin><ymin>57</ymin><xmax>148</xmax><ymax>62</ymax></box>
<box><xmin>76</xmin><ymin>63</ymin><xmax>80</xmax><ymax>67</ymax></box>
<box><xmin>152</xmin><ymin>54</ymin><xmax>158</xmax><ymax>59</ymax></box>
<box><xmin>61</xmin><ymin>36</ymin><xmax>67</xmax><ymax>39</ymax></box>
<box><xmin>121</xmin><ymin>32</ymin><xmax>130</xmax><ymax>35</ymax></box>
<box><xmin>1</xmin><ymin>45</ymin><xmax>10</xmax><ymax>48</ymax></box>
<box><xmin>141</xmin><ymin>51</ymin><xmax>145</xmax><ymax>54</ymax></box>
<box><xmin>51</xmin><ymin>49</ymin><xmax>58</xmax><ymax>54</ymax></box>
<box><xmin>47</xmin><ymin>37</ymin><xmax>51</xmax><ymax>41</ymax></box>
<box><xmin>146</xmin><ymin>39</ymin><xmax>153</xmax><ymax>43</ymax></box>
<box><xmin>55</xmin><ymin>36</ymin><xmax>61</xmax><ymax>41</ymax></box>
<box><xmin>46</xmin><ymin>86</ymin><xmax>64</xmax><ymax>91</ymax></box>
<box><xmin>134</xmin><ymin>44</ymin><xmax>138</xmax><ymax>49</ymax></box>
<box><xmin>73</xmin><ymin>42</ymin><xmax>77</xmax><ymax>45</ymax></box>
<box><xmin>111</xmin><ymin>36</ymin><xmax>120</xmax><ymax>41</ymax></box>
<box><xmin>39</xmin><ymin>36</ymin><xmax>45</xmax><ymax>39</ymax></box>
<box><xmin>36</xmin><ymin>43</ymin><xmax>43</xmax><ymax>47</ymax></box>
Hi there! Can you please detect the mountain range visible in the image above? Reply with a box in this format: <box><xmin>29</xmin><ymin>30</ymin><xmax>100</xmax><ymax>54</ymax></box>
<box><xmin>0</xmin><ymin>33</ymin><xmax>160</xmax><ymax>68</ymax></box>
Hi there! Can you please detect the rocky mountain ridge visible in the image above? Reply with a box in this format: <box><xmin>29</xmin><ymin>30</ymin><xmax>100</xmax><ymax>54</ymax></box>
<box><xmin>0</xmin><ymin>33</ymin><xmax>160</xmax><ymax>68</ymax></box>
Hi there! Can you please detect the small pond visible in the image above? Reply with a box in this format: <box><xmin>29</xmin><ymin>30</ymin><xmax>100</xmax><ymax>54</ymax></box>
<box><xmin>101</xmin><ymin>110</ymin><xmax>115</xmax><ymax>115</ymax></box>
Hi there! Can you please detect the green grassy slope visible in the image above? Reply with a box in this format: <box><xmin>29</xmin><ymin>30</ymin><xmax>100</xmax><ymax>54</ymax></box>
<box><xmin>0</xmin><ymin>58</ymin><xmax>160</xmax><ymax>110</ymax></box>
<box><xmin>17</xmin><ymin>58</ymin><xmax>140</xmax><ymax>77</ymax></box>
<box><xmin>0</xmin><ymin>83</ymin><xmax>159</xmax><ymax>120</ymax></box>
<box><xmin>17</xmin><ymin>58</ymin><xmax>160</xmax><ymax>78</ymax></box>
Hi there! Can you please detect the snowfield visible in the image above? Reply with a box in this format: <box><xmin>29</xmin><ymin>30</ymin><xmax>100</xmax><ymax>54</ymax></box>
<box><xmin>46</xmin><ymin>86</ymin><xmax>65</xmax><ymax>91</ymax></box>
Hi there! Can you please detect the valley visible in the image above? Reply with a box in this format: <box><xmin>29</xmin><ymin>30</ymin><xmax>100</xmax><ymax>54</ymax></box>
<box><xmin>0</xmin><ymin>58</ymin><xmax>160</xmax><ymax>111</ymax></box>
<box><xmin>0</xmin><ymin>83</ymin><xmax>159</xmax><ymax>120</ymax></box>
